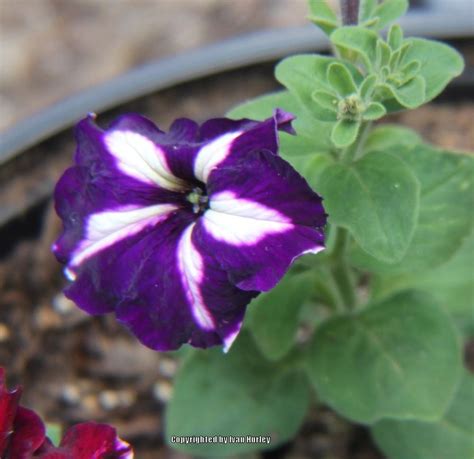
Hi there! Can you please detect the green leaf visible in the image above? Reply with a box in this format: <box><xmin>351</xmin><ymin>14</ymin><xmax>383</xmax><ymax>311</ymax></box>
<box><xmin>246</xmin><ymin>271</ymin><xmax>313</xmax><ymax>360</ymax></box>
<box><xmin>373</xmin><ymin>0</ymin><xmax>408</xmax><ymax>30</ymax></box>
<box><xmin>305</xmin><ymin>291</ymin><xmax>462</xmax><ymax>424</ymax></box>
<box><xmin>318</xmin><ymin>151</ymin><xmax>419</xmax><ymax>263</ymax></box>
<box><xmin>364</xmin><ymin>124</ymin><xmax>422</xmax><ymax>152</ymax></box>
<box><xmin>373</xmin><ymin>230</ymin><xmax>474</xmax><ymax>336</ymax></box>
<box><xmin>372</xmin><ymin>371</ymin><xmax>474</xmax><ymax>459</ymax></box>
<box><xmin>359</xmin><ymin>74</ymin><xmax>378</xmax><ymax>100</ymax></box>
<box><xmin>376</xmin><ymin>39</ymin><xmax>392</xmax><ymax>68</ymax></box>
<box><xmin>352</xmin><ymin>145</ymin><xmax>474</xmax><ymax>272</ymax></box>
<box><xmin>388</xmin><ymin>24</ymin><xmax>404</xmax><ymax>50</ymax></box>
<box><xmin>377</xmin><ymin>75</ymin><xmax>426</xmax><ymax>109</ymax></box>
<box><xmin>275</xmin><ymin>54</ymin><xmax>362</xmax><ymax>122</ymax></box>
<box><xmin>401</xmin><ymin>38</ymin><xmax>464</xmax><ymax>102</ymax></box>
<box><xmin>308</xmin><ymin>0</ymin><xmax>338</xmax><ymax>35</ymax></box>
<box><xmin>331</xmin><ymin>119</ymin><xmax>360</xmax><ymax>148</ymax></box>
<box><xmin>331</xmin><ymin>26</ymin><xmax>378</xmax><ymax>71</ymax></box>
<box><xmin>46</xmin><ymin>423</ymin><xmax>62</xmax><ymax>446</ymax></box>
<box><xmin>327</xmin><ymin>62</ymin><xmax>358</xmax><ymax>97</ymax></box>
<box><xmin>311</xmin><ymin>90</ymin><xmax>338</xmax><ymax>120</ymax></box>
<box><xmin>359</xmin><ymin>0</ymin><xmax>378</xmax><ymax>22</ymax></box>
<box><xmin>166</xmin><ymin>333</ymin><xmax>310</xmax><ymax>455</ymax></box>
<box><xmin>227</xmin><ymin>90</ymin><xmax>333</xmax><ymax>156</ymax></box>
<box><xmin>363</xmin><ymin>102</ymin><xmax>386</xmax><ymax>120</ymax></box>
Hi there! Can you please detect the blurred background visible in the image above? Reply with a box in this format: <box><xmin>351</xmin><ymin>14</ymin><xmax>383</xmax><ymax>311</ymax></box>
<box><xmin>0</xmin><ymin>1</ymin><xmax>472</xmax><ymax>458</ymax></box>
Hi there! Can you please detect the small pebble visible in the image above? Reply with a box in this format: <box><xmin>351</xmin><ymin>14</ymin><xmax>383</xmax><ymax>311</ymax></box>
<box><xmin>153</xmin><ymin>380</ymin><xmax>173</xmax><ymax>403</ymax></box>
<box><xmin>60</xmin><ymin>384</ymin><xmax>81</xmax><ymax>406</ymax></box>
<box><xmin>0</xmin><ymin>323</ymin><xmax>10</xmax><ymax>342</ymax></box>
<box><xmin>159</xmin><ymin>358</ymin><xmax>177</xmax><ymax>378</ymax></box>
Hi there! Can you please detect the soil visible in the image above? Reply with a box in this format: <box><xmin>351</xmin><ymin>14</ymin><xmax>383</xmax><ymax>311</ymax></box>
<box><xmin>1</xmin><ymin>50</ymin><xmax>473</xmax><ymax>458</ymax></box>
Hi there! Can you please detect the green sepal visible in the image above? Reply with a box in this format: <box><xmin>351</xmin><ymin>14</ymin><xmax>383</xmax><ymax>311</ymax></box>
<box><xmin>305</xmin><ymin>290</ymin><xmax>462</xmax><ymax>424</ymax></box>
<box><xmin>275</xmin><ymin>54</ymin><xmax>362</xmax><ymax>122</ymax></box>
<box><xmin>376</xmin><ymin>39</ymin><xmax>392</xmax><ymax>68</ymax></box>
<box><xmin>311</xmin><ymin>90</ymin><xmax>339</xmax><ymax>120</ymax></box>
<box><xmin>359</xmin><ymin>74</ymin><xmax>378</xmax><ymax>100</ymax></box>
<box><xmin>327</xmin><ymin>62</ymin><xmax>358</xmax><ymax>97</ymax></box>
<box><xmin>373</xmin><ymin>371</ymin><xmax>474</xmax><ymax>459</ymax></box>
<box><xmin>377</xmin><ymin>75</ymin><xmax>426</xmax><ymax>109</ymax></box>
<box><xmin>363</xmin><ymin>102</ymin><xmax>387</xmax><ymax>120</ymax></box>
<box><xmin>331</xmin><ymin>119</ymin><xmax>360</xmax><ymax>148</ymax></box>
<box><xmin>388</xmin><ymin>24</ymin><xmax>404</xmax><ymax>50</ymax></box>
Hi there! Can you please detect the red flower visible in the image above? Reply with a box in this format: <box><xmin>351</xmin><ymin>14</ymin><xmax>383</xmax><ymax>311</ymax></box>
<box><xmin>0</xmin><ymin>368</ymin><xmax>133</xmax><ymax>458</ymax></box>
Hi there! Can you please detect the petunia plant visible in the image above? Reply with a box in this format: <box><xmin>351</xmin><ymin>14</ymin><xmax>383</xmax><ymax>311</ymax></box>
<box><xmin>48</xmin><ymin>0</ymin><xmax>473</xmax><ymax>457</ymax></box>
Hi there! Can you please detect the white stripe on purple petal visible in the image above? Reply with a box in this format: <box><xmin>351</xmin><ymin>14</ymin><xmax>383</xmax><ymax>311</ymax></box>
<box><xmin>105</xmin><ymin>130</ymin><xmax>186</xmax><ymax>190</ymax></box>
<box><xmin>68</xmin><ymin>203</ymin><xmax>177</xmax><ymax>270</ymax></box>
<box><xmin>194</xmin><ymin>131</ymin><xmax>242</xmax><ymax>182</ymax></box>
<box><xmin>222</xmin><ymin>320</ymin><xmax>243</xmax><ymax>353</ymax></box>
<box><xmin>177</xmin><ymin>224</ymin><xmax>216</xmax><ymax>331</ymax></box>
<box><xmin>202</xmin><ymin>192</ymin><xmax>293</xmax><ymax>245</ymax></box>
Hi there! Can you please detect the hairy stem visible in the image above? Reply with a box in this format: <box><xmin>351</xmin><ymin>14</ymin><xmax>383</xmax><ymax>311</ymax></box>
<box><xmin>340</xmin><ymin>0</ymin><xmax>360</xmax><ymax>25</ymax></box>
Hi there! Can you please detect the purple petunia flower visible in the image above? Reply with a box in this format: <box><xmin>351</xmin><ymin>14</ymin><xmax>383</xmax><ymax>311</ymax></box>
<box><xmin>53</xmin><ymin>110</ymin><xmax>326</xmax><ymax>351</ymax></box>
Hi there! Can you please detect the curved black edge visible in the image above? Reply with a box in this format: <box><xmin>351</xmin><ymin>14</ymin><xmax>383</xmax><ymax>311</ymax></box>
<box><xmin>1</xmin><ymin>11</ymin><xmax>473</xmax><ymax>164</ymax></box>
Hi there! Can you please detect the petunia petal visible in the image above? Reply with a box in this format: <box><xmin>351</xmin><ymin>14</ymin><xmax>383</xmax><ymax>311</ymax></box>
<box><xmin>10</xmin><ymin>407</ymin><xmax>45</xmax><ymax>458</ymax></box>
<box><xmin>0</xmin><ymin>368</ymin><xmax>22</xmax><ymax>456</ymax></box>
<box><xmin>193</xmin><ymin>110</ymin><xmax>294</xmax><ymax>183</ymax></box>
<box><xmin>36</xmin><ymin>422</ymin><xmax>133</xmax><ymax>459</ymax></box>
<box><xmin>194</xmin><ymin>150</ymin><xmax>326</xmax><ymax>292</ymax></box>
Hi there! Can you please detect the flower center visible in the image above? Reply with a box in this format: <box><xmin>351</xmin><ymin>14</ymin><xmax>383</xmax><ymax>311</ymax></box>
<box><xmin>187</xmin><ymin>187</ymin><xmax>209</xmax><ymax>214</ymax></box>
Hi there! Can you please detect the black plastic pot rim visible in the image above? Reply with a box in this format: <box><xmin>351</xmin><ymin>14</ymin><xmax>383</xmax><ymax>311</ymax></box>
<box><xmin>1</xmin><ymin>9</ymin><xmax>473</xmax><ymax>164</ymax></box>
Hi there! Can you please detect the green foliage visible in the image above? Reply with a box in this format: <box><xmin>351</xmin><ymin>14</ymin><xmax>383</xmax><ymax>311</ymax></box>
<box><xmin>359</xmin><ymin>0</ymin><xmax>408</xmax><ymax>30</ymax></box>
<box><xmin>246</xmin><ymin>270</ymin><xmax>313</xmax><ymax>360</ymax></box>
<box><xmin>352</xmin><ymin>145</ymin><xmax>474</xmax><ymax>272</ymax></box>
<box><xmin>305</xmin><ymin>291</ymin><xmax>462</xmax><ymax>424</ymax></box>
<box><xmin>372</xmin><ymin>372</ymin><xmax>474</xmax><ymax>459</ymax></box>
<box><xmin>166</xmin><ymin>333</ymin><xmax>310</xmax><ymax>455</ymax></box>
<box><xmin>373</xmin><ymin>230</ymin><xmax>474</xmax><ymax>336</ymax></box>
<box><xmin>307</xmin><ymin>0</ymin><xmax>338</xmax><ymax>35</ymax></box>
<box><xmin>167</xmin><ymin>1</ymin><xmax>471</xmax><ymax>457</ymax></box>
<box><xmin>318</xmin><ymin>151</ymin><xmax>419</xmax><ymax>263</ymax></box>
<box><xmin>45</xmin><ymin>423</ymin><xmax>62</xmax><ymax>447</ymax></box>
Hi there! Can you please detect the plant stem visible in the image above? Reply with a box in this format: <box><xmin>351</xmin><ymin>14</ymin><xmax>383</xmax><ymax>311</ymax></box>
<box><xmin>340</xmin><ymin>0</ymin><xmax>360</xmax><ymax>25</ymax></box>
<box><xmin>341</xmin><ymin>121</ymin><xmax>372</xmax><ymax>163</ymax></box>
<box><xmin>330</xmin><ymin>227</ymin><xmax>356</xmax><ymax>310</ymax></box>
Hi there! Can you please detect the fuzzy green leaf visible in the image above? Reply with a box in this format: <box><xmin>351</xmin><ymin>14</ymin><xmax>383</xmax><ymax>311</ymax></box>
<box><xmin>246</xmin><ymin>271</ymin><xmax>313</xmax><ymax>361</ymax></box>
<box><xmin>373</xmin><ymin>372</ymin><xmax>474</xmax><ymax>459</ymax></box>
<box><xmin>378</xmin><ymin>75</ymin><xmax>426</xmax><ymax>109</ymax></box>
<box><xmin>373</xmin><ymin>230</ymin><xmax>474</xmax><ymax>336</ymax></box>
<box><xmin>402</xmin><ymin>38</ymin><xmax>464</xmax><ymax>102</ymax></box>
<box><xmin>373</xmin><ymin>0</ymin><xmax>408</xmax><ymax>30</ymax></box>
<box><xmin>331</xmin><ymin>26</ymin><xmax>378</xmax><ymax>71</ymax></box>
<box><xmin>331</xmin><ymin>119</ymin><xmax>360</xmax><ymax>148</ymax></box>
<box><xmin>363</xmin><ymin>102</ymin><xmax>387</xmax><ymax>120</ymax></box>
<box><xmin>312</xmin><ymin>90</ymin><xmax>339</xmax><ymax>120</ymax></box>
<box><xmin>166</xmin><ymin>333</ymin><xmax>310</xmax><ymax>455</ymax></box>
<box><xmin>364</xmin><ymin>124</ymin><xmax>422</xmax><ymax>152</ymax></box>
<box><xmin>352</xmin><ymin>145</ymin><xmax>474</xmax><ymax>272</ymax></box>
<box><xmin>327</xmin><ymin>62</ymin><xmax>358</xmax><ymax>97</ymax></box>
<box><xmin>318</xmin><ymin>151</ymin><xmax>419</xmax><ymax>262</ymax></box>
<box><xmin>359</xmin><ymin>74</ymin><xmax>378</xmax><ymax>100</ymax></box>
<box><xmin>306</xmin><ymin>291</ymin><xmax>462</xmax><ymax>424</ymax></box>
<box><xmin>308</xmin><ymin>0</ymin><xmax>339</xmax><ymax>35</ymax></box>
<box><xmin>276</xmin><ymin>54</ymin><xmax>362</xmax><ymax>122</ymax></box>
<box><xmin>388</xmin><ymin>24</ymin><xmax>404</xmax><ymax>50</ymax></box>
